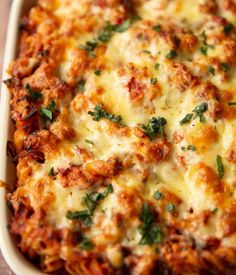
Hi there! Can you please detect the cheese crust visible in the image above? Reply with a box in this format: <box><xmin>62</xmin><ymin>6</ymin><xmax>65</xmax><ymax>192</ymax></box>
<box><xmin>5</xmin><ymin>0</ymin><xmax>236</xmax><ymax>274</ymax></box>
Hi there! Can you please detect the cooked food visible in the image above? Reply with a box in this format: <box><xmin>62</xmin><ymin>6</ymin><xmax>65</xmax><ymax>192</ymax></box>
<box><xmin>4</xmin><ymin>0</ymin><xmax>236</xmax><ymax>273</ymax></box>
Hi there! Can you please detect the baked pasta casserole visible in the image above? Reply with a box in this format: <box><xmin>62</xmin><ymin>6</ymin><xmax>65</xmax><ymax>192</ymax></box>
<box><xmin>4</xmin><ymin>0</ymin><xmax>236</xmax><ymax>274</ymax></box>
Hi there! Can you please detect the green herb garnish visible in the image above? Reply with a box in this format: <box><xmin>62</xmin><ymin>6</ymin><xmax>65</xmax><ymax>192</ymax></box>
<box><xmin>154</xmin><ymin>63</ymin><xmax>160</xmax><ymax>70</ymax></box>
<box><xmin>83</xmin><ymin>184</ymin><xmax>113</xmax><ymax>214</ymax></box>
<box><xmin>80</xmin><ymin>237</ymin><xmax>94</xmax><ymax>250</ymax></box>
<box><xmin>114</xmin><ymin>19</ymin><xmax>132</xmax><ymax>32</ymax></box>
<box><xmin>66</xmin><ymin>210</ymin><xmax>92</xmax><ymax>226</ymax></box>
<box><xmin>85</xmin><ymin>139</ymin><xmax>94</xmax><ymax>145</ymax></box>
<box><xmin>200</xmin><ymin>46</ymin><xmax>208</xmax><ymax>56</ymax></box>
<box><xmin>103</xmin><ymin>184</ymin><xmax>113</xmax><ymax>197</ymax></box>
<box><xmin>40</xmin><ymin>100</ymin><xmax>56</xmax><ymax>121</ymax></box>
<box><xmin>25</xmin><ymin>84</ymin><xmax>42</xmax><ymax>100</ymax></box>
<box><xmin>83</xmin><ymin>193</ymin><xmax>103</xmax><ymax>214</ymax></box>
<box><xmin>88</xmin><ymin>103</ymin><xmax>123</xmax><ymax>125</ymax></box>
<box><xmin>150</xmin><ymin>78</ymin><xmax>158</xmax><ymax>84</ymax></box>
<box><xmin>154</xmin><ymin>190</ymin><xmax>163</xmax><ymax>200</ymax></box>
<box><xmin>141</xmin><ymin>117</ymin><xmax>167</xmax><ymax>138</ymax></box>
<box><xmin>166</xmin><ymin>204</ymin><xmax>176</xmax><ymax>212</ymax></box>
<box><xmin>224</xmin><ymin>23</ymin><xmax>234</xmax><ymax>34</ymax></box>
<box><xmin>192</xmin><ymin>102</ymin><xmax>208</xmax><ymax>122</ymax></box>
<box><xmin>80</xmin><ymin>40</ymin><xmax>97</xmax><ymax>57</ymax></box>
<box><xmin>98</xmin><ymin>22</ymin><xmax>114</xmax><ymax>43</ymax></box>
<box><xmin>187</xmin><ymin>145</ymin><xmax>196</xmax><ymax>151</ymax></box>
<box><xmin>228</xmin><ymin>102</ymin><xmax>236</xmax><ymax>106</ymax></box>
<box><xmin>153</xmin><ymin>25</ymin><xmax>161</xmax><ymax>32</ymax></box>
<box><xmin>216</xmin><ymin>155</ymin><xmax>224</xmax><ymax>179</ymax></box>
<box><xmin>179</xmin><ymin>113</ymin><xmax>193</xmax><ymax>125</ymax></box>
<box><xmin>98</xmin><ymin>17</ymin><xmax>139</xmax><ymax>43</ymax></box>
<box><xmin>77</xmin><ymin>79</ymin><xmax>86</xmax><ymax>92</ymax></box>
<box><xmin>166</xmin><ymin>49</ymin><xmax>177</xmax><ymax>59</ymax></box>
<box><xmin>211</xmin><ymin>208</ymin><xmax>218</xmax><ymax>214</ymax></box>
<box><xmin>221</xmin><ymin>63</ymin><xmax>229</xmax><ymax>72</ymax></box>
<box><xmin>48</xmin><ymin>167</ymin><xmax>55</xmax><ymax>176</ymax></box>
<box><xmin>94</xmin><ymin>69</ymin><xmax>101</xmax><ymax>76</ymax></box>
<box><xmin>208</xmin><ymin>66</ymin><xmax>215</xmax><ymax>76</ymax></box>
<box><xmin>138</xmin><ymin>203</ymin><xmax>164</xmax><ymax>245</ymax></box>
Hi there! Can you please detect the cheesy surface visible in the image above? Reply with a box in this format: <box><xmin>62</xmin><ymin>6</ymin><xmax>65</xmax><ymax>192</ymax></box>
<box><xmin>5</xmin><ymin>0</ymin><xmax>236</xmax><ymax>274</ymax></box>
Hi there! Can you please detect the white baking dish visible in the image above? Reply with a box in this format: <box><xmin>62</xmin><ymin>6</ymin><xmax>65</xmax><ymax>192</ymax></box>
<box><xmin>0</xmin><ymin>0</ymin><xmax>45</xmax><ymax>274</ymax></box>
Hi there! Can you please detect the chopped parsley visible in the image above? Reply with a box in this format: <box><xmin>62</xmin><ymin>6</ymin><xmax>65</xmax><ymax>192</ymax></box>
<box><xmin>221</xmin><ymin>63</ymin><xmax>229</xmax><ymax>72</ymax></box>
<box><xmin>216</xmin><ymin>155</ymin><xmax>224</xmax><ymax>179</ymax></box>
<box><xmin>88</xmin><ymin>103</ymin><xmax>123</xmax><ymax>125</ymax></box>
<box><xmin>179</xmin><ymin>113</ymin><xmax>193</xmax><ymax>125</ymax></box>
<box><xmin>153</xmin><ymin>190</ymin><xmax>163</xmax><ymax>200</ymax></box>
<box><xmin>141</xmin><ymin>117</ymin><xmax>167</xmax><ymax>139</ymax></box>
<box><xmin>208</xmin><ymin>66</ymin><xmax>215</xmax><ymax>76</ymax></box>
<box><xmin>48</xmin><ymin>167</ymin><xmax>55</xmax><ymax>176</ymax></box>
<box><xmin>80</xmin><ymin>237</ymin><xmax>94</xmax><ymax>250</ymax></box>
<box><xmin>192</xmin><ymin>102</ymin><xmax>208</xmax><ymax>123</ymax></box>
<box><xmin>66</xmin><ymin>210</ymin><xmax>92</xmax><ymax>226</ymax></box>
<box><xmin>150</xmin><ymin>78</ymin><xmax>158</xmax><ymax>84</ymax></box>
<box><xmin>224</xmin><ymin>23</ymin><xmax>234</xmax><ymax>34</ymax></box>
<box><xmin>166</xmin><ymin>204</ymin><xmax>176</xmax><ymax>212</ymax></box>
<box><xmin>211</xmin><ymin>208</ymin><xmax>218</xmax><ymax>214</ymax></box>
<box><xmin>77</xmin><ymin>79</ymin><xmax>86</xmax><ymax>92</ymax></box>
<box><xmin>103</xmin><ymin>184</ymin><xmax>114</xmax><ymax>197</ymax></box>
<box><xmin>83</xmin><ymin>184</ymin><xmax>113</xmax><ymax>216</ymax></box>
<box><xmin>228</xmin><ymin>102</ymin><xmax>236</xmax><ymax>106</ymax></box>
<box><xmin>200</xmin><ymin>46</ymin><xmax>208</xmax><ymax>56</ymax></box>
<box><xmin>94</xmin><ymin>69</ymin><xmax>101</xmax><ymax>76</ymax></box>
<box><xmin>85</xmin><ymin>139</ymin><xmax>94</xmax><ymax>145</ymax></box>
<box><xmin>114</xmin><ymin>19</ymin><xmax>132</xmax><ymax>33</ymax></box>
<box><xmin>166</xmin><ymin>49</ymin><xmax>177</xmax><ymax>59</ymax></box>
<box><xmin>83</xmin><ymin>192</ymin><xmax>104</xmax><ymax>214</ymax></box>
<box><xmin>97</xmin><ymin>16</ymin><xmax>140</xmax><ymax>44</ymax></box>
<box><xmin>138</xmin><ymin>203</ymin><xmax>164</xmax><ymax>245</ymax></box>
<box><xmin>154</xmin><ymin>63</ymin><xmax>160</xmax><ymax>70</ymax></box>
<box><xmin>187</xmin><ymin>145</ymin><xmax>196</xmax><ymax>151</ymax></box>
<box><xmin>201</xmin><ymin>31</ymin><xmax>214</xmax><ymax>49</ymax></box>
<box><xmin>40</xmin><ymin>100</ymin><xmax>56</xmax><ymax>122</ymax></box>
<box><xmin>98</xmin><ymin>22</ymin><xmax>114</xmax><ymax>43</ymax></box>
<box><xmin>66</xmin><ymin>185</ymin><xmax>113</xmax><ymax>226</ymax></box>
<box><xmin>25</xmin><ymin>84</ymin><xmax>42</xmax><ymax>100</ymax></box>
<box><xmin>200</xmin><ymin>31</ymin><xmax>215</xmax><ymax>55</ymax></box>
<box><xmin>153</xmin><ymin>25</ymin><xmax>161</xmax><ymax>32</ymax></box>
<box><xmin>80</xmin><ymin>40</ymin><xmax>97</xmax><ymax>57</ymax></box>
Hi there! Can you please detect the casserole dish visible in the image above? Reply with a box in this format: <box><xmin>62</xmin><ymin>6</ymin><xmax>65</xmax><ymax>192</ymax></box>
<box><xmin>2</xmin><ymin>0</ymin><xmax>236</xmax><ymax>274</ymax></box>
<box><xmin>0</xmin><ymin>0</ymin><xmax>43</xmax><ymax>274</ymax></box>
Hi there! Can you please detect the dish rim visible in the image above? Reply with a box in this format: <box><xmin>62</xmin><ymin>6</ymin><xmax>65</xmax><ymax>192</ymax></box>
<box><xmin>0</xmin><ymin>0</ymin><xmax>45</xmax><ymax>274</ymax></box>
